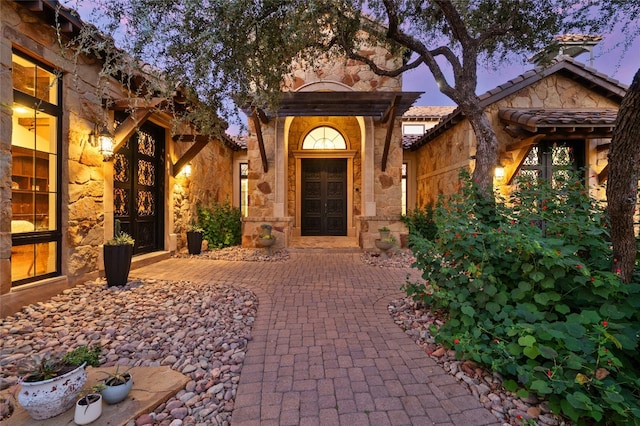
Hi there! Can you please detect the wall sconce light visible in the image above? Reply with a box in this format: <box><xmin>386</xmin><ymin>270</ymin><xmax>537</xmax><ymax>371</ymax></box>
<box><xmin>90</xmin><ymin>125</ymin><xmax>115</xmax><ymax>161</ymax></box>
<box><xmin>181</xmin><ymin>164</ymin><xmax>192</xmax><ymax>178</ymax></box>
<box><xmin>494</xmin><ymin>165</ymin><xmax>506</xmax><ymax>180</ymax></box>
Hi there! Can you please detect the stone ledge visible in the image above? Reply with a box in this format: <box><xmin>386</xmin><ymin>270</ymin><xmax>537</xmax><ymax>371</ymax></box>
<box><xmin>2</xmin><ymin>365</ymin><xmax>188</xmax><ymax>426</ymax></box>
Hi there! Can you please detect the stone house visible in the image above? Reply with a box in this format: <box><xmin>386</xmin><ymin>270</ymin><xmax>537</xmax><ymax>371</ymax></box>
<box><xmin>404</xmin><ymin>56</ymin><xmax>626</xmax><ymax>207</ymax></box>
<box><xmin>0</xmin><ymin>1</ymin><xmax>241</xmax><ymax>316</ymax></box>
<box><xmin>1</xmin><ymin>0</ymin><xmax>627</xmax><ymax>317</ymax></box>
<box><xmin>239</xmin><ymin>52</ymin><xmax>422</xmax><ymax>250</ymax></box>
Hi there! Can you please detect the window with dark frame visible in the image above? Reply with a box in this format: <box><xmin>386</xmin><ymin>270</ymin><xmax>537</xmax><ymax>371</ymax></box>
<box><xmin>240</xmin><ymin>162</ymin><xmax>248</xmax><ymax>217</ymax></box>
<box><xmin>402</xmin><ymin>162</ymin><xmax>408</xmax><ymax>215</ymax></box>
<box><xmin>10</xmin><ymin>51</ymin><xmax>62</xmax><ymax>286</ymax></box>
<box><xmin>515</xmin><ymin>140</ymin><xmax>585</xmax><ymax>186</ymax></box>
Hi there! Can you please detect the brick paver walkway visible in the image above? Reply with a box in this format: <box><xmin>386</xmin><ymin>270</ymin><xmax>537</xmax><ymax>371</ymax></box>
<box><xmin>131</xmin><ymin>253</ymin><xmax>500</xmax><ymax>426</ymax></box>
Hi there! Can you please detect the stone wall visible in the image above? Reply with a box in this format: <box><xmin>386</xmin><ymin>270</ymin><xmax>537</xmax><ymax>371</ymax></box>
<box><xmin>283</xmin><ymin>44</ymin><xmax>403</xmax><ymax>92</ymax></box>
<box><xmin>241</xmin><ymin>38</ymin><xmax>406</xmax><ymax>248</ymax></box>
<box><xmin>1</xmin><ymin>1</ymin><xmax>118</xmax><ymax>294</ymax></box>
<box><xmin>172</xmin><ymin>140</ymin><xmax>234</xmax><ymax>252</ymax></box>
<box><xmin>414</xmin><ymin>73</ymin><xmax>620</xmax><ymax>206</ymax></box>
<box><xmin>1</xmin><ymin>2</ymin><xmax>236</xmax><ymax>315</ymax></box>
<box><xmin>286</xmin><ymin>116</ymin><xmax>362</xmax><ymax>219</ymax></box>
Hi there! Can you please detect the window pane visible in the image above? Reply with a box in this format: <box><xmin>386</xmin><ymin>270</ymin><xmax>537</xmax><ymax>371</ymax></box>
<box><xmin>12</xmin><ymin>54</ymin><xmax>58</xmax><ymax>105</ymax></box>
<box><xmin>552</xmin><ymin>145</ymin><xmax>571</xmax><ymax>166</ymax></box>
<box><xmin>302</xmin><ymin>126</ymin><xmax>347</xmax><ymax>149</ymax></box>
<box><xmin>240</xmin><ymin>162</ymin><xmax>248</xmax><ymax>217</ymax></box>
<box><xmin>403</xmin><ymin>124</ymin><xmax>424</xmax><ymax>135</ymax></box>
<box><xmin>11</xmin><ymin>106</ymin><xmax>56</xmax><ymax>231</ymax></box>
<box><xmin>11</xmin><ymin>241</ymin><xmax>56</xmax><ymax>282</ymax></box>
<box><xmin>523</xmin><ymin>146</ymin><xmax>539</xmax><ymax>166</ymax></box>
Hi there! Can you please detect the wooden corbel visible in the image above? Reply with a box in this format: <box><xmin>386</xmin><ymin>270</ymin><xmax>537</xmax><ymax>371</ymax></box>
<box><xmin>598</xmin><ymin>165</ymin><xmax>608</xmax><ymax>184</ymax></box>
<box><xmin>380</xmin><ymin>95</ymin><xmax>400</xmax><ymax>172</ymax></box>
<box><xmin>250</xmin><ymin>108</ymin><xmax>269</xmax><ymax>173</ymax></box>
<box><xmin>172</xmin><ymin>135</ymin><xmax>211</xmax><ymax>177</ymax></box>
<box><xmin>506</xmin><ymin>134</ymin><xmax>546</xmax><ymax>185</ymax></box>
<box><xmin>110</xmin><ymin>98</ymin><xmax>165</xmax><ymax>154</ymax></box>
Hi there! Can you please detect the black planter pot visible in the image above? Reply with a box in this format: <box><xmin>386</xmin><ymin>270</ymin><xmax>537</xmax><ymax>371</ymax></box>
<box><xmin>103</xmin><ymin>244</ymin><xmax>133</xmax><ymax>287</ymax></box>
<box><xmin>186</xmin><ymin>232</ymin><xmax>203</xmax><ymax>255</ymax></box>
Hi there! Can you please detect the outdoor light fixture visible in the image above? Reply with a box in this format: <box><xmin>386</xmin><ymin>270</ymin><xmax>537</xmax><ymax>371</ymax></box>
<box><xmin>181</xmin><ymin>164</ymin><xmax>192</xmax><ymax>177</ymax></box>
<box><xmin>90</xmin><ymin>125</ymin><xmax>115</xmax><ymax>161</ymax></box>
<box><xmin>494</xmin><ymin>165</ymin><xmax>506</xmax><ymax>180</ymax></box>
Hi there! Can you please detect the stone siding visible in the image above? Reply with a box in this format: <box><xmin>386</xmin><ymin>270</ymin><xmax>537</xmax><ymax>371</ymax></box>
<box><xmin>172</xmin><ymin>140</ymin><xmax>234</xmax><ymax>252</ymax></box>
<box><xmin>414</xmin><ymin>73</ymin><xmax>620</xmax><ymax>206</ymax></box>
<box><xmin>1</xmin><ymin>2</ymin><xmax>235</xmax><ymax>315</ymax></box>
<box><xmin>242</xmin><ymin>39</ymin><xmax>406</xmax><ymax>248</ymax></box>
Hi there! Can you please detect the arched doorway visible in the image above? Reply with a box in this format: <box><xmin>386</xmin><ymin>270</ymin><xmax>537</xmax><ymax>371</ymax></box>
<box><xmin>292</xmin><ymin>124</ymin><xmax>357</xmax><ymax>237</ymax></box>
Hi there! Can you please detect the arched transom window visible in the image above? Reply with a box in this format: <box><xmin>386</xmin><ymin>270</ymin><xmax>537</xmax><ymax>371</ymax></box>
<box><xmin>302</xmin><ymin>126</ymin><xmax>346</xmax><ymax>150</ymax></box>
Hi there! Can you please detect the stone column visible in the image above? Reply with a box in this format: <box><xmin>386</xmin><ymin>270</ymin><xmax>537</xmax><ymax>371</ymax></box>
<box><xmin>274</xmin><ymin>117</ymin><xmax>286</xmax><ymax>217</ymax></box>
<box><xmin>361</xmin><ymin>117</ymin><xmax>376</xmax><ymax>216</ymax></box>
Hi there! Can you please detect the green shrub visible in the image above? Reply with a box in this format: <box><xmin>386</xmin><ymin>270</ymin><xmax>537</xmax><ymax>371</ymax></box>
<box><xmin>404</xmin><ymin>171</ymin><xmax>640</xmax><ymax>425</ymax></box>
<box><xmin>196</xmin><ymin>200</ymin><xmax>242</xmax><ymax>248</ymax></box>
<box><xmin>401</xmin><ymin>203</ymin><xmax>437</xmax><ymax>241</ymax></box>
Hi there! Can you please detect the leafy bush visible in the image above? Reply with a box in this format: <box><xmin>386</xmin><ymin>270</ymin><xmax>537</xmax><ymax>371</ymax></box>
<box><xmin>196</xmin><ymin>200</ymin><xmax>242</xmax><ymax>248</ymax></box>
<box><xmin>401</xmin><ymin>204</ymin><xmax>437</xmax><ymax>241</ymax></box>
<box><xmin>404</xmin><ymin>171</ymin><xmax>640</xmax><ymax>425</ymax></box>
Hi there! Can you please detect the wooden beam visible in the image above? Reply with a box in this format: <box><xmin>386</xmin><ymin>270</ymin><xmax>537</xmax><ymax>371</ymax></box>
<box><xmin>381</xmin><ymin>96</ymin><xmax>400</xmax><ymax>172</ymax></box>
<box><xmin>255</xmin><ymin>108</ymin><xmax>270</xmax><ymax>124</ymax></box>
<box><xmin>598</xmin><ymin>165</ymin><xmax>608</xmax><ymax>184</ymax></box>
<box><xmin>112</xmin><ymin>109</ymin><xmax>154</xmax><ymax>153</ymax></box>
<box><xmin>596</xmin><ymin>142</ymin><xmax>611</xmax><ymax>153</ymax></box>
<box><xmin>109</xmin><ymin>98</ymin><xmax>165</xmax><ymax>110</ymax></box>
<box><xmin>506</xmin><ymin>134</ymin><xmax>546</xmax><ymax>185</ymax></box>
<box><xmin>26</xmin><ymin>1</ymin><xmax>44</xmax><ymax>11</ymax></box>
<box><xmin>506</xmin><ymin>134</ymin><xmax>546</xmax><ymax>152</ymax></box>
<box><xmin>172</xmin><ymin>138</ymin><xmax>210</xmax><ymax>177</ymax></box>
<box><xmin>377</xmin><ymin>95</ymin><xmax>401</xmax><ymax>125</ymax></box>
<box><xmin>251</xmin><ymin>108</ymin><xmax>269</xmax><ymax>173</ymax></box>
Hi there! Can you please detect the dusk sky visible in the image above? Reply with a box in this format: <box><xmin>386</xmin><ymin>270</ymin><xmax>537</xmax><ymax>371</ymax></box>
<box><xmin>66</xmin><ymin>1</ymin><xmax>638</xmax><ymax>124</ymax></box>
<box><xmin>403</xmin><ymin>34</ymin><xmax>638</xmax><ymax>106</ymax></box>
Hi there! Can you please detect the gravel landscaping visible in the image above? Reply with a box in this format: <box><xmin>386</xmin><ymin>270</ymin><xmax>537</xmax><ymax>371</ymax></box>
<box><xmin>1</xmin><ymin>246</ymin><xmax>564</xmax><ymax>425</ymax></box>
<box><xmin>0</xmin><ymin>277</ymin><xmax>257</xmax><ymax>426</ymax></box>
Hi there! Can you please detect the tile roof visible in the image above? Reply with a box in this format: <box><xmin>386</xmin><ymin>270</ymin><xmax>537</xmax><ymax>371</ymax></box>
<box><xmin>406</xmin><ymin>56</ymin><xmax>628</xmax><ymax>150</ymax></box>
<box><xmin>498</xmin><ymin>108</ymin><xmax>618</xmax><ymax>132</ymax></box>
<box><xmin>553</xmin><ymin>34</ymin><xmax>603</xmax><ymax>43</ymax></box>
<box><xmin>403</xmin><ymin>106</ymin><xmax>457</xmax><ymax>119</ymax></box>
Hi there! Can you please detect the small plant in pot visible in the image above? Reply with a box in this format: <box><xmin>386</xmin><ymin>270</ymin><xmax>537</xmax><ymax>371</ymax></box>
<box><xmin>186</xmin><ymin>220</ymin><xmax>204</xmax><ymax>255</ymax></box>
<box><xmin>15</xmin><ymin>345</ymin><xmax>102</xmax><ymax>420</ymax></box>
<box><xmin>99</xmin><ymin>366</ymin><xmax>133</xmax><ymax>404</ymax></box>
<box><xmin>103</xmin><ymin>219</ymin><xmax>135</xmax><ymax>287</ymax></box>
<box><xmin>256</xmin><ymin>224</ymin><xmax>276</xmax><ymax>255</ymax></box>
<box><xmin>74</xmin><ymin>385</ymin><xmax>104</xmax><ymax>425</ymax></box>
<box><xmin>378</xmin><ymin>226</ymin><xmax>390</xmax><ymax>239</ymax></box>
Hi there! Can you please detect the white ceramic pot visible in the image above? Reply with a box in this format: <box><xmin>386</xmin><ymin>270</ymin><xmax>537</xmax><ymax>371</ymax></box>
<box><xmin>101</xmin><ymin>373</ymin><xmax>133</xmax><ymax>404</ymax></box>
<box><xmin>18</xmin><ymin>363</ymin><xmax>87</xmax><ymax>420</ymax></box>
<box><xmin>74</xmin><ymin>393</ymin><xmax>102</xmax><ymax>425</ymax></box>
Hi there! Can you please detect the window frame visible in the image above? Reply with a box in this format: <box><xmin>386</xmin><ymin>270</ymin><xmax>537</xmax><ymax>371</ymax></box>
<box><xmin>11</xmin><ymin>50</ymin><xmax>62</xmax><ymax>286</ymax></box>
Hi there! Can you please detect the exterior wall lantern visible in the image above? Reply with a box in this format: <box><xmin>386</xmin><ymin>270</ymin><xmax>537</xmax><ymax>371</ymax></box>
<box><xmin>90</xmin><ymin>125</ymin><xmax>115</xmax><ymax>161</ymax></box>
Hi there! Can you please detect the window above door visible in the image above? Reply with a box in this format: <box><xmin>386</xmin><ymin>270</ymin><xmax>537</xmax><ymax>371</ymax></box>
<box><xmin>302</xmin><ymin>126</ymin><xmax>346</xmax><ymax>150</ymax></box>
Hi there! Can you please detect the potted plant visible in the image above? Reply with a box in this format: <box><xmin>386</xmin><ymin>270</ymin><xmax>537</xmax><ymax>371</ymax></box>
<box><xmin>103</xmin><ymin>219</ymin><xmax>135</xmax><ymax>287</ymax></box>
<box><xmin>16</xmin><ymin>345</ymin><xmax>101</xmax><ymax>420</ymax></box>
<box><xmin>74</xmin><ymin>387</ymin><xmax>103</xmax><ymax>425</ymax></box>
<box><xmin>378</xmin><ymin>226</ymin><xmax>390</xmax><ymax>239</ymax></box>
<box><xmin>186</xmin><ymin>221</ymin><xmax>204</xmax><ymax>255</ymax></box>
<box><xmin>256</xmin><ymin>223</ymin><xmax>276</xmax><ymax>255</ymax></box>
<box><xmin>374</xmin><ymin>235</ymin><xmax>395</xmax><ymax>259</ymax></box>
<box><xmin>99</xmin><ymin>366</ymin><xmax>133</xmax><ymax>404</ymax></box>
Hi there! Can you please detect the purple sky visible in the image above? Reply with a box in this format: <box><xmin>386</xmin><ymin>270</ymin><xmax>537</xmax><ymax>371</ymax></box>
<box><xmin>403</xmin><ymin>35</ymin><xmax>637</xmax><ymax>106</ymax></box>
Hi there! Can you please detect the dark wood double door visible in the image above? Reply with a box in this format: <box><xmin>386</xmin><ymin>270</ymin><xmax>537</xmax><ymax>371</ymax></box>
<box><xmin>113</xmin><ymin>119</ymin><xmax>165</xmax><ymax>255</ymax></box>
<box><xmin>301</xmin><ymin>159</ymin><xmax>347</xmax><ymax>236</ymax></box>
